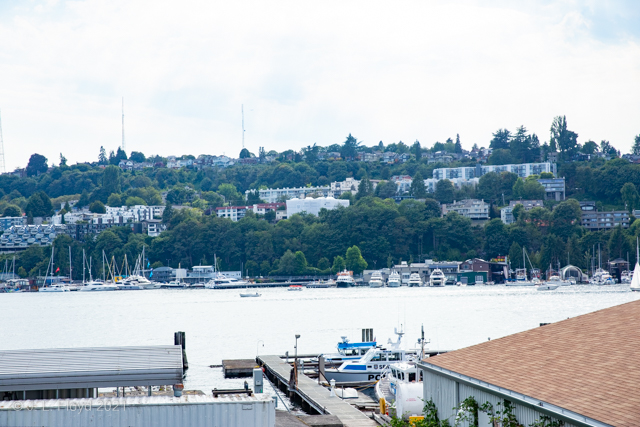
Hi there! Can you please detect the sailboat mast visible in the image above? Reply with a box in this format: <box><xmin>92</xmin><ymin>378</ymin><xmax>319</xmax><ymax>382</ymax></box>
<box><xmin>69</xmin><ymin>246</ymin><xmax>72</xmax><ymax>281</ymax></box>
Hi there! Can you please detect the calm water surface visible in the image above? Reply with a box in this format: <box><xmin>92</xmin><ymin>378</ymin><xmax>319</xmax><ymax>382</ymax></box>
<box><xmin>1</xmin><ymin>285</ymin><xmax>638</xmax><ymax>393</ymax></box>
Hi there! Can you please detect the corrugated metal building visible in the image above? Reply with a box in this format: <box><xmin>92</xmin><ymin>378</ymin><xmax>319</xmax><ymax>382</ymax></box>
<box><xmin>0</xmin><ymin>394</ymin><xmax>275</xmax><ymax>427</ymax></box>
<box><xmin>418</xmin><ymin>300</ymin><xmax>640</xmax><ymax>427</ymax></box>
<box><xmin>0</xmin><ymin>346</ymin><xmax>183</xmax><ymax>400</ymax></box>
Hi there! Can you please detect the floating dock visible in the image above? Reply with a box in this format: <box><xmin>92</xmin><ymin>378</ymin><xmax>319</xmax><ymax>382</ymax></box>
<box><xmin>258</xmin><ymin>355</ymin><xmax>377</xmax><ymax>427</ymax></box>
<box><xmin>223</xmin><ymin>359</ymin><xmax>259</xmax><ymax>378</ymax></box>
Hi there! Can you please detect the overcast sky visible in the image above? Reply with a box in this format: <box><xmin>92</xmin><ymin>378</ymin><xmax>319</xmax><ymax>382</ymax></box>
<box><xmin>0</xmin><ymin>0</ymin><xmax>639</xmax><ymax>171</ymax></box>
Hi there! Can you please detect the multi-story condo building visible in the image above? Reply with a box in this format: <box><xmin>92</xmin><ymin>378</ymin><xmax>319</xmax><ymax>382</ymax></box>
<box><xmin>248</xmin><ymin>186</ymin><xmax>331</xmax><ymax>203</ymax></box>
<box><xmin>215</xmin><ymin>203</ymin><xmax>285</xmax><ymax>222</ymax></box>
<box><xmin>286</xmin><ymin>197</ymin><xmax>349</xmax><ymax>216</ymax></box>
<box><xmin>441</xmin><ymin>199</ymin><xmax>490</xmax><ymax>220</ymax></box>
<box><xmin>0</xmin><ymin>216</ymin><xmax>27</xmax><ymax>231</ymax></box>
<box><xmin>433</xmin><ymin>162</ymin><xmax>556</xmax><ymax>181</ymax></box>
<box><xmin>581</xmin><ymin>210</ymin><xmax>630</xmax><ymax>230</ymax></box>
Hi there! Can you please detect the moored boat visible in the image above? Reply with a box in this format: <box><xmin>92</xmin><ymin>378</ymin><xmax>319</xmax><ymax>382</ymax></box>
<box><xmin>429</xmin><ymin>269</ymin><xmax>445</xmax><ymax>287</ymax></box>
<box><xmin>369</xmin><ymin>271</ymin><xmax>384</xmax><ymax>288</ymax></box>
<box><xmin>336</xmin><ymin>270</ymin><xmax>355</xmax><ymax>288</ymax></box>
<box><xmin>387</xmin><ymin>271</ymin><xmax>401</xmax><ymax>288</ymax></box>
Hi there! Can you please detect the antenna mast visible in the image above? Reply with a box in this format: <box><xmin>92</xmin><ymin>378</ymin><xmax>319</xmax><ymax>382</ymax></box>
<box><xmin>242</xmin><ymin>104</ymin><xmax>245</xmax><ymax>149</ymax></box>
<box><xmin>0</xmin><ymin>109</ymin><xmax>5</xmax><ymax>173</ymax></box>
<box><xmin>121</xmin><ymin>97</ymin><xmax>125</xmax><ymax>151</ymax></box>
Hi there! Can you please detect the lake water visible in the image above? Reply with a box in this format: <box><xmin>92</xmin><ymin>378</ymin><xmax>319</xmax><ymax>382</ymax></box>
<box><xmin>1</xmin><ymin>285</ymin><xmax>638</xmax><ymax>394</ymax></box>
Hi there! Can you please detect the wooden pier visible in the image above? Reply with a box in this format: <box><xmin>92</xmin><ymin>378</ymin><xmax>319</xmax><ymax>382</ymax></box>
<box><xmin>222</xmin><ymin>359</ymin><xmax>258</xmax><ymax>378</ymax></box>
<box><xmin>258</xmin><ymin>355</ymin><xmax>377</xmax><ymax>427</ymax></box>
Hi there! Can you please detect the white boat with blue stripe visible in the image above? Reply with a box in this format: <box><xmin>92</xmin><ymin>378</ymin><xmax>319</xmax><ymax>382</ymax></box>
<box><xmin>320</xmin><ymin>336</ymin><xmax>377</xmax><ymax>364</ymax></box>
<box><xmin>323</xmin><ymin>329</ymin><xmax>417</xmax><ymax>385</ymax></box>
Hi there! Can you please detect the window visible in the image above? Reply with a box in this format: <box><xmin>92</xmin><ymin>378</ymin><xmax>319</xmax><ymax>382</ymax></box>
<box><xmin>388</xmin><ymin>353</ymin><xmax>401</xmax><ymax>361</ymax></box>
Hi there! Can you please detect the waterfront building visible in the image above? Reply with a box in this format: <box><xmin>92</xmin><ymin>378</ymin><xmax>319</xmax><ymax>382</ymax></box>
<box><xmin>286</xmin><ymin>197</ymin><xmax>349</xmax><ymax>216</ymax></box>
<box><xmin>433</xmin><ymin>162</ymin><xmax>556</xmax><ymax>181</ymax></box>
<box><xmin>418</xmin><ymin>300</ymin><xmax>640</xmax><ymax>427</ymax></box>
<box><xmin>441</xmin><ymin>199</ymin><xmax>490</xmax><ymax>220</ymax></box>
<box><xmin>248</xmin><ymin>186</ymin><xmax>331</xmax><ymax>203</ymax></box>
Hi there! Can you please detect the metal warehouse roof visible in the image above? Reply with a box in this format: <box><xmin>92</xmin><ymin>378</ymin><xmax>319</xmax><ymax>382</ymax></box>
<box><xmin>0</xmin><ymin>345</ymin><xmax>183</xmax><ymax>391</ymax></box>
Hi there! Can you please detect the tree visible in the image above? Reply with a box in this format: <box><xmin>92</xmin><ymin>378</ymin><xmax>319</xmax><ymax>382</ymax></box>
<box><xmin>345</xmin><ymin>245</ymin><xmax>368</xmax><ymax>274</ymax></box>
<box><xmin>633</xmin><ymin>135</ymin><xmax>640</xmax><ymax>156</ymax></box>
<box><xmin>621</xmin><ymin>182</ymin><xmax>639</xmax><ymax>213</ymax></box>
<box><xmin>59</xmin><ymin>153</ymin><xmax>67</xmax><ymax>167</ymax></box>
<box><xmin>582</xmin><ymin>140</ymin><xmax>598</xmax><ymax>155</ymax></box>
<box><xmin>424</xmin><ymin>198</ymin><xmax>441</xmax><ymax>219</ymax></box>
<box><xmin>510</xmin><ymin>126</ymin><xmax>539</xmax><ymax>163</ymax></box>
<box><xmin>77</xmin><ymin>191</ymin><xmax>90</xmax><ymax>208</ymax></box>
<box><xmin>99</xmin><ymin>146</ymin><xmax>108</xmax><ymax>164</ymax></box>
<box><xmin>490</xmin><ymin>129</ymin><xmax>511</xmax><ymax>150</ymax></box>
<box><xmin>332</xmin><ymin>255</ymin><xmax>346</xmax><ymax>273</ymax></box>
<box><xmin>25</xmin><ymin>192</ymin><xmax>53</xmax><ymax>217</ymax></box>
<box><xmin>103</xmin><ymin>165</ymin><xmax>122</xmax><ymax>195</ymax></box>
<box><xmin>26</xmin><ymin>153</ymin><xmax>48</xmax><ymax>176</ymax></box>
<box><xmin>17</xmin><ymin>267</ymin><xmax>27</xmax><ymax>278</ymax></box>
<box><xmin>340</xmin><ymin>134</ymin><xmax>361</xmax><ymax>160</ymax></box>
<box><xmin>511</xmin><ymin>203</ymin><xmax>525</xmax><ymax>222</ymax></box>
<box><xmin>3</xmin><ymin>205</ymin><xmax>21</xmax><ymax>217</ymax></box>
<box><xmin>317</xmin><ymin>257</ymin><xmax>330</xmax><ymax>271</ymax></box>
<box><xmin>246</xmin><ymin>190</ymin><xmax>263</xmax><ymax>204</ymax></box>
<box><xmin>551</xmin><ymin>199</ymin><xmax>581</xmax><ymax>238</ymax></box>
<box><xmin>521</xmin><ymin>178</ymin><xmax>545</xmax><ymax>200</ymax></box>
<box><xmin>600</xmin><ymin>140</ymin><xmax>618</xmax><ymax>157</ymax></box>
<box><xmin>239</xmin><ymin>148</ymin><xmax>251</xmax><ymax>159</ymax></box>
<box><xmin>357</xmin><ymin>175</ymin><xmax>373</xmax><ymax>199</ymax></box>
<box><xmin>550</xmin><ymin>116</ymin><xmax>578</xmax><ymax>159</ymax></box>
<box><xmin>130</xmin><ymin>151</ymin><xmax>146</xmax><ymax>162</ymax></box>
<box><xmin>125</xmin><ymin>196</ymin><xmax>146</xmax><ymax>206</ymax></box>
<box><xmin>454</xmin><ymin>134</ymin><xmax>462</xmax><ymax>153</ymax></box>
<box><xmin>487</xmin><ymin>149</ymin><xmax>514</xmax><ymax>165</ymax></box>
<box><xmin>89</xmin><ymin>200</ymin><xmax>106</xmax><ymax>214</ymax></box>
<box><xmin>434</xmin><ymin>179</ymin><xmax>454</xmax><ymax>204</ymax></box>
<box><xmin>162</xmin><ymin>202</ymin><xmax>173</xmax><ymax>224</ymax></box>
<box><xmin>293</xmin><ymin>251</ymin><xmax>308</xmax><ymax>274</ymax></box>
<box><xmin>375</xmin><ymin>181</ymin><xmax>397</xmax><ymax>199</ymax></box>
<box><xmin>412</xmin><ymin>140</ymin><xmax>422</xmax><ymax>160</ymax></box>
<box><xmin>410</xmin><ymin>172</ymin><xmax>427</xmax><ymax>198</ymax></box>
<box><xmin>508</xmin><ymin>242</ymin><xmax>523</xmax><ymax>269</ymax></box>
<box><xmin>484</xmin><ymin>219</ymin><xmax>509</xmax><ymax>259</ymax></box>
<box><xmin>107</xmin><ymin>193</ymin><xmax>123</xmax><ymax>207</ymax></box>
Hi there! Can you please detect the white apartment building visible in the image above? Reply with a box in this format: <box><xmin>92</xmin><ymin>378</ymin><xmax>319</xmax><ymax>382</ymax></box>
<box><xmin>286</xmin><ymin>197</ymin><xmax>349</xmax><ymax>216</ymax></box>
<box><xmin>249</xmin><ymin>186</ymin><xmax>331</xmax><ymax>203</ymax></box>
<box><xmin>441</xmin><ymin>199</ymin><xmax>490</xmax><ymax>220</ymax></box>
<box><xmin>215</xmin><ymin>203</ymin><xmax>285</xmax><ymax>222</ymax></box>
<box><xmin>433</xmin><ymin>162</ymin><xmax>556</xmax><ymax>181</ymax></box>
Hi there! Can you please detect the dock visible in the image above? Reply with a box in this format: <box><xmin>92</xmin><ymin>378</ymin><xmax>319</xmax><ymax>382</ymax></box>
<box><xmin>258</xmin><ymin>355</ymin><xmax>377</xmax><ymax>427</ymax></box>
<box><xmin>222</xmin><ymin>359</ymin><xmax>258</xmax><ymax>378</ymax></box>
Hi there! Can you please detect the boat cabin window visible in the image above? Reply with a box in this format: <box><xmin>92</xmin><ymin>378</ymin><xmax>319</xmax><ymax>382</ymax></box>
<box><xmin>360</xmin><ymin>348</ymin><xmax>369</xmax><ymax>355</ymax></box>
<box><xmin>408</xmin><ymin>372</ymin><xmax>416</xmax><ymax>382</ymax></box>
<box><xmin>387</xmin><ymin>353</ymin><xmax>401</xmax><ymax>361</ymax></box>
<box><xmin>371</xmin><ymin>353</ymin><xmax>386</xmax><ymax>362</ymax></box>
<box><xmin>344</xmin><ymin>349</ymin><xmax>359</xmax><ymax>356</ymax></box>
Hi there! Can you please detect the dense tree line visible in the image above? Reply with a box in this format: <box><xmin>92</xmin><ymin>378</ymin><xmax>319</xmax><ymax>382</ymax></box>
<box><xmin>1</xmin><ymin>119</ymin><xmax>640</xmax><ymax>278</ymax></box>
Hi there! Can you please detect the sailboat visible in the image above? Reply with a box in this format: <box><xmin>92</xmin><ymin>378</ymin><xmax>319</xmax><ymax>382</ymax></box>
<box><xmin>630</xmin><ymin>238</ymin><xmax>640</xmax><ymax>292</ymax></box>
<box><xmin>506</xmin><ymin>247</ymin><xmax>537</xmax><ymax>286</ymax></box>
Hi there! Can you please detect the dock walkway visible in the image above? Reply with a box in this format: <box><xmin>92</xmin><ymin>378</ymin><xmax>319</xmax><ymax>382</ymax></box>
<box><xmin>258</xmin><ymin>355</ymin><xmax>377</xmax><ymax>427</ymax></box>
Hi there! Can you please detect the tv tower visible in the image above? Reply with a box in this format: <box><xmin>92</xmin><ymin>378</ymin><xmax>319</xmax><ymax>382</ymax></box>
<box><xmin>121</xmin><ymin>97</ymin><xmax>125</xmax><ymax>151</ymax></box>
<box><xmin>0</xmin><ymin>109</ymin><xmax>5</xmax><ymax>174</ymax></box>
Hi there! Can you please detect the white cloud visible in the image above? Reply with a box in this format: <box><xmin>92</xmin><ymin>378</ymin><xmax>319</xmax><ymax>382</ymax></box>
<box><xmin>0</xmin><ymin>0</ymin><xmax>639</xmax><ymax>171</ymax></box>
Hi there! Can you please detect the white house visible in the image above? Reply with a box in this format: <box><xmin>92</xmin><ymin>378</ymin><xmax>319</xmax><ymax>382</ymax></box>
<box><xmin>286</xmin><ymin>197</ymin><xmax>349</xmax><ymax>216</ymax></box>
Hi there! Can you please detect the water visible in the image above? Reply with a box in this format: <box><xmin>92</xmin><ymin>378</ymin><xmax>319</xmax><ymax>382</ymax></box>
<box><xmin>1</xmin><ymin>285</ymin><xmax>638</xmax><ymax>394</ymax></box>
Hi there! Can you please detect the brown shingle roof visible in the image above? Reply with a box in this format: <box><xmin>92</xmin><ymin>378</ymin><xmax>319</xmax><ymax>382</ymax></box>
<box><xmin>423</xmin><ymin>299</ymin><xmax>640</xmax><ymax>427</ymax></box>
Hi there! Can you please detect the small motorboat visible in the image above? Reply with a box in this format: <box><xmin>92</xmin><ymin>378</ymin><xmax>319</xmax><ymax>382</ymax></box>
<box><xmin>537</xmin><ymin>283</ymin><xmax>559</xmax><ymax>291</ymax></box>
<box><xmin>288</xmin><ymin>285</ymin><xmax>303</xmax><ymax>291</ymax></box>
<box><xmin>240</xmin><ymin>292</ymin><xmax>261</xmax><ymax>298</ymax></box>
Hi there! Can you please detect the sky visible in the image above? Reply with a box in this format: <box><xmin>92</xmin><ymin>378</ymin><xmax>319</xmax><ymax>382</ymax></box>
<box><xmin>0</xmin><ymin>0</ymin><xmax>639</xmax><ymax>171</ymax></box>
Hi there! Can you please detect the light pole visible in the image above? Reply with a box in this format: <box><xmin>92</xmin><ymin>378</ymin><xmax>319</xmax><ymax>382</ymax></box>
<box><xmin>294</xmin><ymin>334</ymin><xmax>300</xmax><ymax>387</ymax></box>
